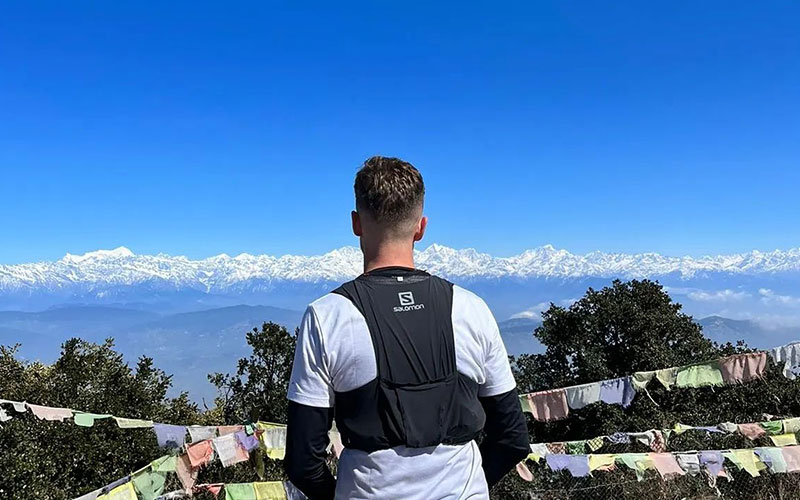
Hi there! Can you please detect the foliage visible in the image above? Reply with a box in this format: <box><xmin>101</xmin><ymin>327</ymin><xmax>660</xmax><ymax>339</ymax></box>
<box><xmin>0</xmin><ymin>339</ymin><xmax>203</xmax><ymax>500</ymax></box>
<box><xmin>209</xmin><ymin>322</ymin><xmax>297</xmax><ymax>424</ymax></box>
<box><xmin>526</xmin><ymin>279</ymin><xmax>719</xmax><ymax>388</ymax></box>
<box><xmin>496</xmin><ymin>279</ymin><xmax>800</xmax><ymax>499</ymax></box>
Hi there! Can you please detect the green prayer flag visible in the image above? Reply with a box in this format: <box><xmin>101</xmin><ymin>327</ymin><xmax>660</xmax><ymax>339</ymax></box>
<box><xmin>760</xmin><ymin>420</ymin><xmax>784</xmax><ymax>435</ymax></box>
<box><xmin>132</xmin><ymin>469</ymin><xmax>166</xmax><ymax>500</ymax></box>
<box><xmin>73</xmin><ymin>412</ymin><xmax>112</xmax><ymax>427</ymax></box>
<box><xmin>566</xmin><ymin>440</ymin><xmax>586</xmax><ymax>454</ymax></box>
<box><xmin>616</xmin><ymin>453</ymin><xmax>654</xmax><ymax>481</ymax></box>
<box><xmin>675</xmin><ymin>361</ymin><xmax>723</xmax><ymax>388</ymax></box>
<box><xmin>225</xmin><ymin>482</ymin><xmax>257</xmax><ymax>500</ymax></box>
<box><xmin>151</xmin><ymin>455</ymin><xmax>176</xmax><ymax>473</ymax></box>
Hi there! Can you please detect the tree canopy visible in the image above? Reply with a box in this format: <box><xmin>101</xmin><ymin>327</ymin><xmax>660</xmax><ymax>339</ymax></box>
<box><xmin>209</xmin><ymin>322</ymin><xmax>297</xmax><ymax>425</ymax></box>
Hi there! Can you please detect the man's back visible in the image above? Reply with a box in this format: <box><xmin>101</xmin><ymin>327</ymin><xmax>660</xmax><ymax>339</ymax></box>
<box><xmin>288</xmin><ymin>268</ymin><xmax>517</xmax><ymax>499</ymax></box>
<box><xmin>284</xmin><ymin>156</ymin><xmax>528</xmax><ymax>500</ymax></box>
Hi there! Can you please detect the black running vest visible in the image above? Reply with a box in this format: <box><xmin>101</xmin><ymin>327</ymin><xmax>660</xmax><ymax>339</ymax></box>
<box><xmin>331</xmin><ymin>267</ymin><xmax>486</xmax><ymax>453</ymax></box>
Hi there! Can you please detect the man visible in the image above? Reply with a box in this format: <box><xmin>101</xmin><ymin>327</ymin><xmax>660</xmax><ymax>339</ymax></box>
<box><xmin>285</xmin><ymin>156</ymin><xmax>529</xmax><ymax>499</ymax></box>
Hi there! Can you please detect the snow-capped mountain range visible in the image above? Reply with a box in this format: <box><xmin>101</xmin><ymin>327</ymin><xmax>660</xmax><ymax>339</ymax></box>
<box><xmin>2</xmin><ymin>244</ymin><xmax>800</xmax><ymax>326</ymax></box>
<box><xmin>3</xmin><ymin>244</ymin><xmax>800</xmax><ymax>293</ymax></box>
<box><xmin>3</xmin><ymin>244</ymin><xmax>800</xmax><ymax>401</ymax></box>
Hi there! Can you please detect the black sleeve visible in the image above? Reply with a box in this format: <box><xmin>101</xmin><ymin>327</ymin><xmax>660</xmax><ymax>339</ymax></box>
<box><xmin>284</xmin><ymin>401</ymin><xmax>337</xmax><ymax>500</ymax></box>
<box><xmin>478</xmin><ymin>387</ymin><xmax>530</xmax><ymax>489</ymax></box>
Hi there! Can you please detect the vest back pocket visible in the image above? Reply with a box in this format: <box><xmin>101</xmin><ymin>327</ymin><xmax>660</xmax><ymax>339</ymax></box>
<box><xmin>384</xmin><ymin>375</ymin><xmax>455</xmax><ymax>448</ymax></box>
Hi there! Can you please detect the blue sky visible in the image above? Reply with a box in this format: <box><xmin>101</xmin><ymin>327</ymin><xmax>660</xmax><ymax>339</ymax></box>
<box><xmin>1</xmin><ymin>1</ymin><xmax>798</xmax><ymax>264</ymax></box>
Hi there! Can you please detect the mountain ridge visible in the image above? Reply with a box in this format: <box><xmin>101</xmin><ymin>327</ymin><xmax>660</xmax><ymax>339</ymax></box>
<box><xmin>3</xmin><ymin>244</ymin><xmax>800</xmax><ymax>297</ymax></box>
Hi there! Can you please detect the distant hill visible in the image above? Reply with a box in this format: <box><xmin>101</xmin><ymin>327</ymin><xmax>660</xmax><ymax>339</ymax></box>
<box><xmin>129</xmin><ymin>304</ymin><xmax>301</xmax><ymax>333</ymax></box>
<box><xmin>0</xmin><ymin>305</ymin><xmax>159</xmax><ymax>325</ymax></box>
<box><xmin>0</xmin><ymin>304</ymin><xmax>303</xmax><ymax>402</ymax></box>
<box><xmin>1</xmin><ymin>303</ymin><xmax>797</xmax><ymax>402</ymax></box>
<box><xmin>497</xmin><ymin>317</ymin><xmax>543</xmax><ymax>355</ymax></box>
<box><xmin>697</xmin><ymin>315</ymin><xmax>797</xmax><ymax>349</ymax></box>
<box><xmin>0</xmin><ymin>306</ymin><xmax>161</xmax><ymax>361</ymax></box>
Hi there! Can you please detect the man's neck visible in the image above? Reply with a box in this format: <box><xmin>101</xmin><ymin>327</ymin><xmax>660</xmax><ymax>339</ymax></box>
<box><xmin>362</xmin><ymin>242</ymin><xmax>415</xmax><ymax>274</ymax></box>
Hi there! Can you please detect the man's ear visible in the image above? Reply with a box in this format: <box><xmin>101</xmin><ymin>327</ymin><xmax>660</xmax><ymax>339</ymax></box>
<box><xmin>413</xmin><ymin>216</ymin><xmax>427</xmax><ymax>242</ymax></box>
<box><xmin>352</xmin><ymin>210</ymin><xmax>362</xmax><ymax>237</ymax></box>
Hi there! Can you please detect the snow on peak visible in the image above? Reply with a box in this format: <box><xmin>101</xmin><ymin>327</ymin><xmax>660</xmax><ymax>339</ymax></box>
<box><xmin>1</xmin><ymin>244</ymin><xmax>800</xmax><ymax>293</ymax></box>
<box><xmin>61</xmin><ymin>246</ymin><xmax>135</xmax><ymax>263</ymax></box>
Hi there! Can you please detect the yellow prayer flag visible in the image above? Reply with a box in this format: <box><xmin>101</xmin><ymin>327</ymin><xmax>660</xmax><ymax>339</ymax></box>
<box><xmin>770</xmin><ymin>433</ymin><xmax>798</xmax><ymax>447</ymax></box>
<box><xmin>254</xmin><ymin>481</ymin><xmax>287</xmax><ymax>500</ymax></box>
<box><xmin>723</xmin><ymin>450</ymin><xmax>761</xmax><ymax>477</ymax></box>
<box><xmin>588</xmin><ymin>454</ymin><xmax>616</xmax><ymax>471</ymax></box>
<box><xmin>97</xmin><ymin>482</ymin><xmax>137</xmax><ymax>500</ymax></box>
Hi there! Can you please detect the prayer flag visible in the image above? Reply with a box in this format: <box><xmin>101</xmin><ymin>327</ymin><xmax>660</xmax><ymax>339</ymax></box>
<box><xmin>74</xmin><ymin>412</ymin><xmax>112</xmax><ymax>427</ymax></box>
<box><xmin>115</xmin><ymin>417</ymin><xmax>154</xmax><ymax>428</ymax></box>
<box><xmin>225</xmin><ymin>483</ymin><xmax>257</xmax><ymax>500</ymax></box>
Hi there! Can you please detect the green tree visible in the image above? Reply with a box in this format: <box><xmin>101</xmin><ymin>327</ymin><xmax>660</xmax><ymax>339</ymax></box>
<box><xmin>529</xmin><ymin>279</ymin><xmax>718</xmax><ymax>388</ymax></box>
<box><xmin>209</xmin><ymin>322</ymin><xmax>297</xmax><ymax>424</ymax></box>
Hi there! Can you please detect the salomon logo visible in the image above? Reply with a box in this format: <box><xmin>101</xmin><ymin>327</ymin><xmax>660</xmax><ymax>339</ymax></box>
<box><xmin>398</xmin><ymin>291</ymin><xmax>415</xmax><ymax>306</ymax></box>
<box><xmin>394</xmin><ymin>291</ymin><xmax>425</xmax><ymax>312</ymax></box>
